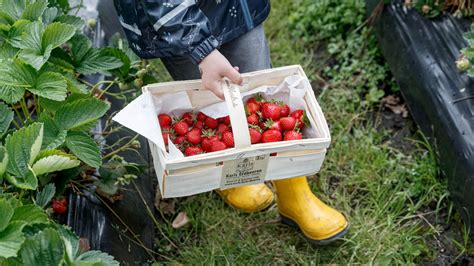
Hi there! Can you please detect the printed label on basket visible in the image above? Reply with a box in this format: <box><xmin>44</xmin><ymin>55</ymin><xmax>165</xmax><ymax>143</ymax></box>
<box><xmin>220</xmin><ymin>155</ymin><xmax>269</xmax><ymax>189</ymax></box>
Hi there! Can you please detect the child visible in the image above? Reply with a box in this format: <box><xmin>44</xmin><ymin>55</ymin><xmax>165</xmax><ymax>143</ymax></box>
<box><xmin>114</xmin><ymin>0</ymin><xmax>349</xmax><ymax>244</ymax></box>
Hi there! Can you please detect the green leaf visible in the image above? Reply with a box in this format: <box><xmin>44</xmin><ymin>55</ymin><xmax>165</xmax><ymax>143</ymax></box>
<box><xmin>17</xmin><ymin>21</ymin><xmax>43</xmax><ymax>51</ymax></box>
<box><xmin>0</xmin><ymin>59</ymin><xmax>33</xmax><ymax>104</ymax></box>
<box><xmin>7</xmin><ymin>19</ymin><xmax>31</xmax><ymax>48</ymax></box>
<box><xmin>21</xmin><ymin>0</ymin><xmax>48</xmax><ymax>21</ymax></box>
<box><xmin>65</xmin><ymin>132</ymin><xmax>101</xmax><ymax>168</ymax></box>
<box><xmin>0</xmin><ymin>146</ymin><xmax>8</xmax><ymax>178</ymax></box>
<box><xmin>18</xmin><ymin>44</ymin><xmax>52</xmax><ymax>71</ymax></box>
<box><xmin>11</xmin><ymin>204</ymin><xmax>48</xmax><ymax>225</ymax></box>
<box><xmin>42</xmin><ymin>22</ymin><xmax>75</xmax><ymax>50</ymax></box>
<box><xmin>0</xmin><ymin>221</ymin><xmax>26</xmax><ymax>259</ymax></box>
<box><xmin>57</xmin><ymin>225</ymin><xmax>79</xmax><ymax>261</ymax></box>
<box><xmin>35</xmin><ymin>183</ymin><xmax>56</xmax><ymax>208</ymax></box>
<box><xmin>32</xmin><ymin>152</ymin><xmax>80</xmax><ymax>176</ymax></box>
<box><xmin>1</xmin><ymin>0</ymin><xmax>26</xmax><ymax>21</ymax></box>
<box><xmin>20</xmin><ymin>228</ymin><xmax>64</xmax><ymax>266</ymax></box>
<box><xmin>5</xmin><ymin>167</ymin><xmax>38</xmax><ymax>190</ymax></box>
<box><xmin>75</xmin><ymin>250</ymin><xmax>119</xmax><ymax>266</ymax></box>
<box><xmin>56</xmin><ymin>98</ymin><xmax>109</xmax><ymax>130</ymax></box>
<box><xmin>0</xmin><ymin>102</ymin><xmax>13</xmax><ymax>137</ymax></box>
<box><xmin>5</xmin><ymin>123</ymin><xmax>43</xmax><ymax>177</ymax></box>
<box><xmin>29</xmin><ymin>71</ymin><xmax>67</xmax><ymax>101</ymax></box>
<box><xmin>42</xmin><ymin>7</ymin><xmax>60</xmax><ymax>25</ymax></box>
<box><xmin>0</xmin><ymin>198</ymin><xmax>14</xmax><ymax>232</ymax></box>
<box><xmin>38</xmin><ymin>115</ymin><xmax>67</xmax><ymax>150</ymax></box>
<box><xmin>0</xmin><ymin>43</ymin><xmax>18</xmax><ymax>61</ymax></box>
<box><xmin>55</xmin><ymin>15</ymin><xmax>85</xmax><ymax>31</ymax></box>
<box><xmin>102</xmin><ymin>48</ymin><xmax>131</xmax><ymax>78</ymax></box>
<box><xmin>69</xmin><ymin>34</ymin><xmax>91</xmax><ymax>63</ymax></box>
<box><xmin>76</xmin><ymin>48</ymin><xmax>123</xmax><ymax>75</ymax></box>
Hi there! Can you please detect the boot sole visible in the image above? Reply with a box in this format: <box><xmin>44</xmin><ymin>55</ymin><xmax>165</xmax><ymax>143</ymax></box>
<box><xmin>280</xmin><ymin>214</ymin><xmax>350</xmax><ymax>245</ymax></box>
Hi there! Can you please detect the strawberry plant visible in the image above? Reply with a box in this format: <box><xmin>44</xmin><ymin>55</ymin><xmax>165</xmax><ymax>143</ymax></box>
<box><xmin>0</xmin><ymin>0</ymin><xmax>149</xmax><ymax>263</ymax></box>
<box><xmin>457</xmin><ymin>24</ymin><xmax>474</xmax><ymax>77</ymax></box>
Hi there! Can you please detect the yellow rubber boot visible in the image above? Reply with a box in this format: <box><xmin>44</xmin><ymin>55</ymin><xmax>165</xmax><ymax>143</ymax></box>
<box><xmin>273</xmin><ymin>176</ymin><xmax>349</xmax><ymax>244</ymax></box>
<box><xmin>216</xmin><ymin>183</ymin><xmax>274</xmax><ymax>213</ymax></box>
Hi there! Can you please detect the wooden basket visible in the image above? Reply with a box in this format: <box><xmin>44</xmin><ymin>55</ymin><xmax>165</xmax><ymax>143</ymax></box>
<box><xmin>113</xmin><ymin>65</ymin><xmax>331</xmax><ymax>198</ymax></box>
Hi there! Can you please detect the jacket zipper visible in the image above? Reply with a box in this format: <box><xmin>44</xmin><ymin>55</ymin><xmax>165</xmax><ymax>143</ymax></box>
<box><xmin>239</xmin><ymin>0</ymin><xmax>254</xmax><ymax>30</ymax></box>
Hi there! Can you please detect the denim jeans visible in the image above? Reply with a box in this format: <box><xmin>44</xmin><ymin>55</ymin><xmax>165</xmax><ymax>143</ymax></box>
<box><xmin>161</xmin><ymin>24</ymin><xmax>271</xmax><ymax>81</ymax></box>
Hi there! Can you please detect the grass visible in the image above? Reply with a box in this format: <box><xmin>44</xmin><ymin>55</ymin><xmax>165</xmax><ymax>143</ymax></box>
<box><xmin>148</xmin><ymin>0</ymin><xmax>472</xmax><ymax>264</ymax></box>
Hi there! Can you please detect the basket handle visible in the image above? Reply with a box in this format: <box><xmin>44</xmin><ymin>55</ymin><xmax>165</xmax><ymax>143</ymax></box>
<box><xmin>221</xmin><ymin>79</ymin><xmax>252</xmax><ymax>149</ymax></box>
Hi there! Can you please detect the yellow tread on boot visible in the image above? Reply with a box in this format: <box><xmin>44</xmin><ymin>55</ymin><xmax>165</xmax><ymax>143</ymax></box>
<box><xmin>216</xmin><ymin>183</ymin><xmax>274</xmax><ymax>213</ymax></box>
<box><xmin>273</xmin><ymin>176</ymin><xmax>349</xmax><ymax>244</ymax></box>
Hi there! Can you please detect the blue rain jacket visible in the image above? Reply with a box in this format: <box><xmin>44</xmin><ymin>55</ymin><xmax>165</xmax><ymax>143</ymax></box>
<box><xmin>114</xmin><ymin>0</ymin><xmax>270</xmax><ymax>64</ymax></box>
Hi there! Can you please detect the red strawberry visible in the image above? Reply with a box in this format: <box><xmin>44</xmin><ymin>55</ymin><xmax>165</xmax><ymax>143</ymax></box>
<box><xmin>249</xmin><ymin>127</ymin><xmax>262</xmax><ymax>144</ymax></box>
<box><xmin>280</xmin><ymin>104</ymin><xmax>290</xmax><ymax>117</ymax></box>
<box><xmin>211</xmin><ymin>141</ymin><xmax>227</xmax><ymax>152</ymax></box>
<box><xmin>52</xmin><ymin>198</ymin><xmax>68</xmax><ymax>214</ymax></box>
<box><xmin>186</xmin><ymin>128</ymin><xmax>202</xmax><ymax>145</ymax></box>
<box><xmin>264</xmin><ymin>119</ymin><xmax>282</xmax><ymax>131</ymax></box>
<box><xmin>173</xmin><ymin>135</ymin><xmax>186</xmax><ymax>145</ymax></box>
<box><xmin>217</xmin><ymin>123</ymin><xmax>229</xmax><ymax>134</ymax></box>
<box><xmin>223</xmin><ymin>115</ymin><xmax>231</xmax><ymax>125</ymax></box>
<box><xmin>245</xmin><ymin>102</ymin><xmax>260</xmax><ymax>115</ymax></box>
<box><xmin>259</xmin><ymin>121</ymin><xmax>267</xmax><ymax>131</ymax></box>
<box><xmin>158</xmin><ymin>114</ymin><xmax>172</xmax><ymax>127</ymax></box>
<box><xmin>197</xmin><ymin>112</ymin><xmax>207</xmax><ymax>122</ymax></box>
<box><xmin>284</xmin><ymin>130</ymin><xmax>303</xmax><ymax>141</ymax></box>
<box><xmin>162</xmin><ymin>133</ymin><xmax>170</xmax><ymax>145</ymax></box>
<box><xmin>261</xmin><ymin>103</ymin><xmax>282</xmax><ymax>121</ymax></box>
<box><xmin>185</xmin><ymin>146</ymin><xmax>203</xmax><ymax>156</ymax></box>
<box><xmin>193</xmin><ymin>120</ymin><xmax>203</xmax><ymax>130</ymax></box>
<box><xmin>246</xmin><ymin>94</ymin><xmax>265</xmax><ymax>106</ymax></box>
<box><xmin>262</xmin><ymin>129</ymin><xmax>282</xmax><ymax>143</ymax></box>
<box><xmin>222</xmin><ymin>131</ymin><xmax>234</xmax><ymax>147</ymax></box>
<box><xmin>291</xmin><ymin>110</ymin><xmax>307</xmax><ymax>129</ymax></box>
<box><xmin>201</xmin><ymin>130</ymin><xmax>219</xmax><ymax>152</ymax></box>
<box><xmin>161</xmin><ymin>126</ymin><xmax>174</xmax><ymax>145</ymax></box>
<box><xmin>280</xmin><ymin>116</ymin><xmax>297</xmax><ymax>131</ymax></box>
<box><xmin>247</xmin><ymin>113</ymin><xmax>259</xmax><ymax>125</ymax></box>
<box><xmin>173</xmin><ymin>121</ymin><xmax>189</xmax><ymax>136</ymax></box>
<box><xmin>182</xmin><ymin>112</ymin><xmax>194</xmax><ymax>126</ymax></box>
<box><xmin>205</xmin><ymin>117</ymin><xmax>218</xmax><ymax>129</ymax></box>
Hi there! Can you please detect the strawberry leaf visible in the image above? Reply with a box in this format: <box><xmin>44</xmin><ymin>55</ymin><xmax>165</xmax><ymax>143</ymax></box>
<box><xmin>21</xmin><ymin>0</ymin><xmax>48</xmax><ymax>21</ymax></box>
<box><xmin>29</xmin><ymin>72</ymin><xmax>67</xmax><ymax>101</ymax></box>
<box><xmin>65</xmin><ymin>131</ymin><xmax>101</xmax><ymax>168</ymax></box>
<box><xmin>5</xmin><ymin>122</ymin><xmax>43</xmax><ymax>178</ymax></box>
<box><xmin>75</xmin><ymin>48</ymin><xmax>124</xmax><ymax>75</ymax></box>
<box><xmin>35</xmin><ymin>183</ymin><xmax>56</xmax><ymax>209</ymax></box>
<box><xmin>55</xmin><ymin>98</ymin><xmax>109</xmax><ymax>130</ymax></box>
<box><xmin>19</xmin><ymin>228</ymin><xmax>64</xmax><ymax>266</ymax></box>
<box><xmin>42</xmin><ymin>22</ymin><xmax>75</xmax><ymax>50</ymax></box>
<box><xmin>0</xmin><ymin>146</ymin><xmax>8</xmax><ymax>179</ymax></box>
<box><xmin>32</xmin><ymin>151</ymin><xmax>80</xmax><ymax>176</ymax></box>
<box><xmin>0</xmin><ymin>102</ymin><xmax>13</xmax><ymax>137</ymax></box>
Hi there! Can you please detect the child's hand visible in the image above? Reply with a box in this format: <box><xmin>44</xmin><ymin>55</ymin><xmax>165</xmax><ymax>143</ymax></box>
<box><xmin>199</xmin><ymin>50</ymin><xmax>243</xmax><ymax>99</ymax></box>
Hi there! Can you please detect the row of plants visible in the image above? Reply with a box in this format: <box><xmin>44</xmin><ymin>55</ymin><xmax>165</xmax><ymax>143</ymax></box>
<box><xmin>0</xmin><ymin>0</ymin><xmax>153</xmax><ymax>264</ymax></box>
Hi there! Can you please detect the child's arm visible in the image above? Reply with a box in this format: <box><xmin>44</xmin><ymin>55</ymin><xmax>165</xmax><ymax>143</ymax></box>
<box><xmin>114</xmin><ymin>0</ymin><xmax>242</xmax><ymax>98</ymax></box>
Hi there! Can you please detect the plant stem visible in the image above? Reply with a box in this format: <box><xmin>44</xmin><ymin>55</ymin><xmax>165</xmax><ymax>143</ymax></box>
<box><xmin>20</xmin><ymin>97</ymin><xmax>32</xmax><ymax>123</ymax></box>
<box><xmin>97</xmin><ymin>79</ymin><xmax>118</xmax><ymax>99</ymax></box>
<box><xmin>12</xmin><ymin>106</ymin><xmax>25</xmax><ymax>127</ymax></box>
<box><xmin>102</xmin><ymin>135</ymin><xmax>139</xmax><ymax>160</ymax></box>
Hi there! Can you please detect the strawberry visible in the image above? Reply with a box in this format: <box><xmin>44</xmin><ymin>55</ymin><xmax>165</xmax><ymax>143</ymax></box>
<box><xmin>173</xmin><ymin>135</ymin><xmax>186</xmax><ymax>145</ymax></box>
<box><xmin>182</xmin><ymin>112</ymin><xmax>195</xmax><ymax>126</ymax></box>
<box><xmin>247</xmin><ymin>113</ymin><xmax>259</xmax><ymax>125</ymax></box>
<box><xmin>193</xmin><ymin>120</ymin><xmax>203</xmax><ymax>130</ymax></box>
<box><xmin>280</xmin><ymin>116</ymin><xmax>297</xmax><ymax>131</ymax></box>
<box><xmin>259</xmin><ymin>121</ymin><xmax>267</xmax><ymax>131</ymax></box>
<box><xmin>261</xmin><ymin>103</ymin><xmax>281</xmax><ymax>121</ymax></box>
<box><xmin>217</xmin><ymin>123</ymin><xmax>229</xmax><ymax>134</ymax></box>
<box><xmin>290</xmin><ymin>110</ymin><xmax>307</xmax><ymax>129</ymax></box>
<box><xmin>211</xmin><ymin>141</ymin><xmax>227</xmax><ymax>152</ymax></box>
<box><xmin>222</xmin><ymin>115</ymin><xmax>231</xmax><ymax>125</ymax></box>
<box><xmin>197</xmin><ymin>112</ymin><xmax>207</xmax><ymax>122</ymax></box>
<box><xmin>249</xmin><ymin>127</ymin><xmax>262</xmax><ymax>144</ymax></box>
<box><xmin>158</xmin><ymin>114</ymin><xmax>172</xmax><ymax>127</ymax></box>
<box><xmin>245</xmin><ymin>102</ymin><xmax>260</xmax><ymax>115</ymax></box>
<box><xmin>186</xmin><ymin>128</ymin><xmax>202</xmax><ymax>145</ymax></box>
<box><xmin>221</xmin><ymin>131</ymin><xmax>234</xmax><ymax>147</ymax></box>
<box><xmin>264</xmin><ymin>119</ymin><xmax>282</xmax><ymax>131</ymax></box>
<box><xmin>173</xmin><ymin>121</ymin><xmax>189</xmax><ymax>136</ymax></box>
<box><xmin>201</xmin><ymin>130</ymin><xmax>219</xmax><ymax>152</ymax></box>
<box><xmin>246</xmin><ymin>94</ymin><xmax>265</xmax><ymax>106</ymax></box>
<box><xmin>162</xmin><ymin>133</ymin><xmax>170</xmax><ymax>145</ymax></box>
<box><xmin>205</xmin><ymin>117</ymin><xmax>218</xmax><ymax>129</ymax></box>
<box><xmin>280</xmin><ymin>103</ymin><xmax>290</xmax><ymax>117</ymax></box>
<box><xmin>262</xmin><ymin>129</ymin><xmax>282</xmax><ymax>143</ymax></box>
<box><xmin>284</xmin><ymin>130</ymin><xmax>303</xmax><ymax>141</ymax></box>
<box><xmin>185</xmin><ymin>146</ymin><xmax>203</xmax><ymax>156</ymax></box>
<box><xmin>52</xmin><ymin>198</ymin><xmax>68</xmax><ymax>214</ymax></box>
<box><xmin>161</xmin><ymin>126</ymin><xmax>174</xmax><ymax>145</ymax></box>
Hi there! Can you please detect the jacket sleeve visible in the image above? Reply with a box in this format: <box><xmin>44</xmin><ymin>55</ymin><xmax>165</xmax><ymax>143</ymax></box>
<box><xmin>114</xmin><ymin>0</ymin><xmax>219</xmax><ymax>64</ymax></box>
